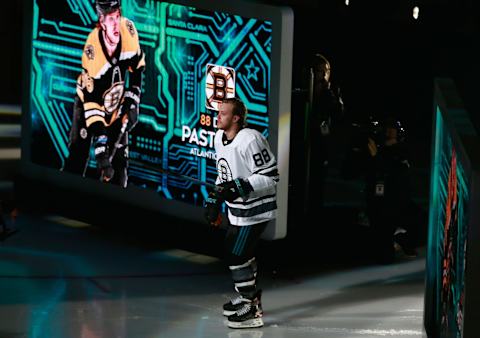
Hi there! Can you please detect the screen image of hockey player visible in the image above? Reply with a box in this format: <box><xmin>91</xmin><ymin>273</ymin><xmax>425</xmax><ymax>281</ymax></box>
<box><xmin>28</xmin><ymin>0</ymin><xmax>273</xmax><ymax>205</ymax></box>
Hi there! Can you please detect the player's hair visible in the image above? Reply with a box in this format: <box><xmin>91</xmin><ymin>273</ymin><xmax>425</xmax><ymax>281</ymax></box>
<box><xmin>96</xmin><ymin>0</ymin><xmax>121</xmax><ymax>24</ymax></box>
<box><xmin>223</xmin><ymin>97</ymin><xmax>248</xmax><ymax>128</ymax></box>
<box><xmin>311</xmin><ymin>53</ymin><xmax>331</xmax><ymax>81</ymax></box>
<box><xmin>312</xmin><ymin>53</ymin><xmax>330</xmax><ymax>70</ymax></box>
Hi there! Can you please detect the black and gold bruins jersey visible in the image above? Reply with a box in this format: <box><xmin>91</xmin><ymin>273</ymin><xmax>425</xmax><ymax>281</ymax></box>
<box><xmin>76</xmin><ymin>17</ymin><xmax>146</xmax><ymax>129</ymax></box>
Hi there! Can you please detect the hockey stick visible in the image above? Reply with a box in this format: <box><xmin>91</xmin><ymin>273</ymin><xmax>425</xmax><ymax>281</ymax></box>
<box><xmin>109</xmin><ymin>118</ymin><xmax>129</xmax><ymax>163</ymax></box>
<box><xmin>99</xmin><ymin>117</ymin><xmax>128</xmax><ymax>182</ymax></box>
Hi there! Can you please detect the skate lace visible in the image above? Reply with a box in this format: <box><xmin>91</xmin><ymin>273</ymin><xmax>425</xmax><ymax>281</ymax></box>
<box><xmin>236</xmin><ymin>303</ymin><xmax>252</xmax><ymax>316</ymax></box>
<box><xmin>230</xmin><ymin>295</ymin><xmax>245</xmax><ymax>305</ymax></box>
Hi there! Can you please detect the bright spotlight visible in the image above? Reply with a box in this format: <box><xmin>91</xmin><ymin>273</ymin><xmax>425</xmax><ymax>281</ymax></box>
<box><xmin>413</xmin><ymin>6</ymin><xmax>420</xmax><ymax>20</ymax></box>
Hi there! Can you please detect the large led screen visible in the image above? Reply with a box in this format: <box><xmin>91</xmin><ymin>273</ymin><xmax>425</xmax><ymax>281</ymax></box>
<box><xmin>423</xmin><ymin>79</ymin><xmax>480</xmax><ymax>338</ymax></box>
<box><xmin>425</xmin><ymin>106</ymin><xmax>471</xmax><ymax>338</ymax></box>
<box><xmin>23</xmin><ymin>0</ymin><xmax>293</xmax><ymax>239</ymax></box>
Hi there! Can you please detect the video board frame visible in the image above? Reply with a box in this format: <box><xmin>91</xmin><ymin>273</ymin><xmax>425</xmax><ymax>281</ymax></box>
<box><xmin>21</xmin><ymin>0</ymin><xmax>293</xmax><ymax>239</ymax></box>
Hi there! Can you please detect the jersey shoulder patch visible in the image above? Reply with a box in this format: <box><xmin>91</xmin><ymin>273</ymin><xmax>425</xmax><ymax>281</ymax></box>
<box><xmin>83</xmin><ymin>28</ymin><xmax>100</xmax><ymax>59</ymax></box>
<box><xmin>120</xmin><ymin>17</ymin><xmax>140</xmax><ymax>53</ymax></box>
<box><xmin>125</xmin><ymin>19</ymin><xmax>136</xmax><ymax>37</ymax></box>
<box><xmin>85</xmin><ymin>44</ymin><xmax>95</xmax><ymax>60</ymax></box>
<box><xmin>82</xmin><ymin>28</ymin><xmax>109</xmax><ymax>79</ymax></box>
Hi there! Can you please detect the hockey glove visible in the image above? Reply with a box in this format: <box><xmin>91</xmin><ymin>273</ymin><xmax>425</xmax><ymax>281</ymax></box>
<box><xmin>204</xmin><ymin>191</ymin><xmax>222</xmax><ymax>227</ymax></box>
<box><xmin>94</xmin><ymin>135</ymin><xmax>114</xmax><ymax>182</ymax></box>
<box><xmin>217</xmin><ymin>178</ymin><xmax>254</xmax><ymax>202</ymax></box>
<box><xmin>122</xmin><ymin>88</ymin><xmax>140</xmax><ymax>131</ymax></box>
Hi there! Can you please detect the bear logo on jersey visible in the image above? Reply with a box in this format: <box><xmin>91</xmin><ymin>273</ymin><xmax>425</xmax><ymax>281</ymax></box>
<box><xmin>104</xmin><ymin>82</ymin><xmax>124</xmax><ymax>114</ymax></box>
<box><xmin>85</xmin><ymin>44</ymin><xmax>95</xmax><ymax>60</ymax></box>
<box><xmin>126</xmin><ymin>19</ymin><xmax>136</xmax><ymax>36</ymax></box>
<box><xmin>80</xmin><ymin>128</ymin><xmax>88</xmax><ymax>139</ymax></box>
<box><xmin>217</xmin><ymin>158</ymin><xmax>233</xmax><ymax>183</ymax></box>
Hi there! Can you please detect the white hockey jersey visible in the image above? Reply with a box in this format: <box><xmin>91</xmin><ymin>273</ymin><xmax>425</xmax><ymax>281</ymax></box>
<box><xmin>214</xmin><ymin>128</ymin><xmax>279</xmax><ymax>226</ymax></box>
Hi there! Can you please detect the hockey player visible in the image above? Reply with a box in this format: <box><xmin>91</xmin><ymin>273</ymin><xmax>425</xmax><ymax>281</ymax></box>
<box><xmin>62</xmin><ymin>0</ymin><xmax>145</xmax><ymax>187</ymax></box>
<box><xmin>204</xmin><ymin>97</ymin><xmax>279</xmax><ymax>329</ymax></box>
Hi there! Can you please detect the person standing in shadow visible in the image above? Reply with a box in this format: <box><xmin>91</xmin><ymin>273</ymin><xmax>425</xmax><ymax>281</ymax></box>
<box><xmin>364</xmin><ymin>117</ymin><xmax>419</xmax><ymax>263</ymax></box>
<box><xmin>306</xmin><ymin>53</ymin><xmax>344</xmax><ymax>217</ymax></box>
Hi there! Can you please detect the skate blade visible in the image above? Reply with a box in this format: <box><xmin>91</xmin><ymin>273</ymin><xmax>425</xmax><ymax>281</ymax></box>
<box><xmin>227</xmin><ymin>318</ymin><xmax>264</xmax><ymax>329</ymax></box>
<box><xmin>224</xmin><ymin>309</ymin><xmax>263</xmax><ymax>317</ymax></box>
<box><xmin>228</xmin><ymin>330</ymin><xmax>264</xmax><ymax>338</ymax></box>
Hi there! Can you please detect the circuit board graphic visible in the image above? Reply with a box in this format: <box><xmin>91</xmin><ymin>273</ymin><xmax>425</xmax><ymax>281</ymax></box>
<box><xmin>29</xmin><ymin>0</ymin><xmax>272</xmax><ymax>206</ymax></box>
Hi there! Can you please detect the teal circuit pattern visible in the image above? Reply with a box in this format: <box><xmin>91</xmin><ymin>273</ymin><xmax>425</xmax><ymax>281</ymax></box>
<box><xmin>29</xmin><ymin>0</ymin><xmax>272</xmax><ymax>205</ymax></box>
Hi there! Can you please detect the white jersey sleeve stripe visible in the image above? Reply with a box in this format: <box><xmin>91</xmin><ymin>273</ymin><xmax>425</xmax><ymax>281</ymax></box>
<box><xmin>227</xmin><ymin>195</ymin><xmax>276</xmax><ymax>209</ymax></box>
<box><xmin>229</xmin><ymin>201</ymin><xmax>277</xmax><ymax>218</ymax></box>
<box><xmin>253</xmin><ymin>162</ymin><xmax>278</xmax><ymax>175</ymax></box>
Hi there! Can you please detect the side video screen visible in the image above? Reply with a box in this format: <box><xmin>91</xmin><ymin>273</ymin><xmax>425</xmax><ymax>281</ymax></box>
<box><xmin>425</xmin><ymin>106</ymin><xmax>470</xmax><ymax>338</ymax></box>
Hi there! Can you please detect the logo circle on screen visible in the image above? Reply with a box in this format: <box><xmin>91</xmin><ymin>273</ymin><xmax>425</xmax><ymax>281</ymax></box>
<box><xmin>80</xmin><ymin>128</ymin><xmax>88</xmax><ymax>139</ymax></box>
<box><xmin>206</xmin><ymin>64</ymin><xmax>236</xmax><ymax>111</ymax></box>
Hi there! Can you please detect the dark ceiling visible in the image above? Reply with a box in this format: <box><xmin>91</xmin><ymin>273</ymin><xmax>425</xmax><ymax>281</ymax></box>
<box><xmin>258</xmin><ymin>0</ymin><xmax>479</xmax><ymax>134</ymax></box>
<box><xmin>2</xmin><ymin>0</ymin><xmax>478</xmax><ymax>132</ymax></box>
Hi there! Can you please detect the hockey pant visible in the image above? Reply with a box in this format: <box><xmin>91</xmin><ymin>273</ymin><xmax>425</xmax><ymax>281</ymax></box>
<box><xmin>225</xmin><ymin>222</ymin><xmax>268</xmax><ymax>299</ymax></box>
<box><xmin>63</xmin><ymin>95</ymin><xmax>91</xmax><ymax>176</ymax></box>
<box><xmin>63</xmin><ymin>95</ymin><xmax>129</xmax><ymax>187</ymax></box>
